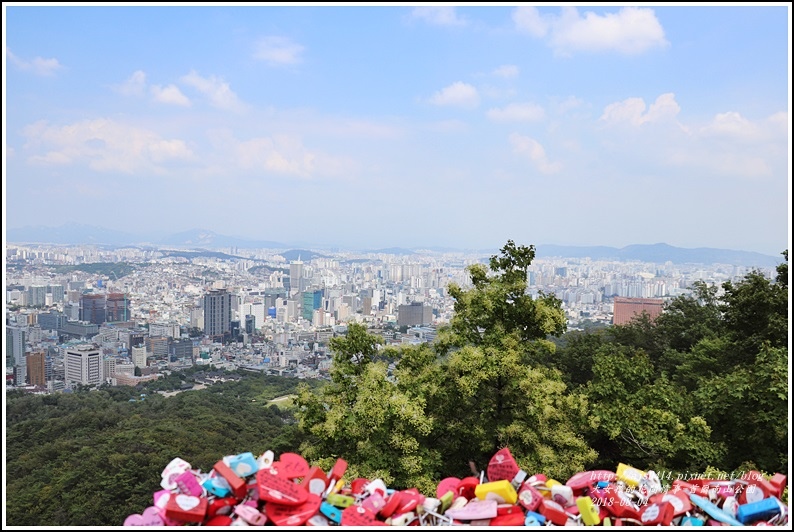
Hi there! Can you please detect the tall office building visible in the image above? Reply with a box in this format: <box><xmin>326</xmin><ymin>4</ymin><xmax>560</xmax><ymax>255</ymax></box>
<box><xmin>65</xmin><ymin>344</ymin><xmax>103</xmax><ymax>386</ymax></box>
<box><xmin>612</xmin><ymin>297</ymin><xmax>665</xmax><ymax>326</ymax></box>
<box><xmin>106</xmin><ymin>293</ymin><xmax>129</xmax><ymax>322</ymax></box>
<box><xmin>80</xmin><ymin>293</ymin><xmax>107</xmax><ymax>324</ymax></box>
<box><xmin>203</xmin><ymin>289</ymin><xmax>232</xmax><ymax>340</ymax></box>
<box><xmin>27</xmin><ymin>285</ymin><xmax>48</xmax><ymax>307</ymax></box>
<box><xmin>290</xmin><ymin>260</ymin><xmax>304</xmax><ymax>297</ymax></box>
<box><xmin>6</xmin><ymin>325</ymin><xmax>26</xmax><ymax>368</ymax></box>
<box><xmin>47</xmin><ymin>284</ymin><xmax>65</xmax><ymax>303</ymax></box>
<box><xmin>302</xmin><ymin>290</ymin><xmax>323</xmax><ymax>321</ymax></box>
<box><xmin>397</xmin><ymin>302</ymin><xmax>434</xmax><ymax>327</ymax></box>
<box><xmin>26</xmin><ymin>351</ymin><xmax>47</xmax><ymax>386</ymax></box>
<box><xmin>131</xmin><ymin>345</ymin><xmax>147</xmax><ymax>369</ymax></box>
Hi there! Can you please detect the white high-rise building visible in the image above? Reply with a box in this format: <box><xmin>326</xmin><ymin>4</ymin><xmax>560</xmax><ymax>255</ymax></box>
<box><xmin>131</xmin><ymin>345</ymin><xmax>147</xmax><ymax>368</ymax></box>
<box><xmin>65</xmin><ymin>344</ymin><xmax>103</xmax><ymax>386</ymax></box>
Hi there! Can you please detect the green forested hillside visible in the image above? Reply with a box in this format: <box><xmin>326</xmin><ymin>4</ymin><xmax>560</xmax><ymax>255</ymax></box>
<box><xmin>5</xmin><ymin>375</ymin><xmax>312</xmax><ymax>526</ymax></box>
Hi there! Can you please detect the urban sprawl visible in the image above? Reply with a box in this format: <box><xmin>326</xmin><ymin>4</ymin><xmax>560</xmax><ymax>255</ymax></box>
<box><xmin>5</xmin><ymin>243</ymin><xmax>776</xmax><ymax>394</ymax></box>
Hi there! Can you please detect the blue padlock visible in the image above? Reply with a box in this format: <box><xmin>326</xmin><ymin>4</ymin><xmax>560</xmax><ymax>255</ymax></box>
<box><xmin>202</xmin><ymin>476</ymin><xmax>231</xmax><ymax>498</ymax></box>
<box><xmin>736</xmin><ymin>497</ymin><xmax>780</xmax><ymax>524</ymax></box>
<box><xmin>320</xmin><ymin>501</ymin><xmax>342</xmax><ymax>524</ymax></box>
<box><xmin>680</xmin><ymin>515</ymin><xmax>704</xmax><ymax>526</ymax></box>
<box><xmin>525</xmin><ymin>511</ymin><xmax>546</xmax><ymax>526</ymax></box>
<box><xmin>226</xmin><ymin>452</ymin><xmax>259</xmax><ymax>478</ymax></box>
<box><xmin>689</xmin><ymin>494</ymin><xmax>743</xmax><ymax>526</ymax></box>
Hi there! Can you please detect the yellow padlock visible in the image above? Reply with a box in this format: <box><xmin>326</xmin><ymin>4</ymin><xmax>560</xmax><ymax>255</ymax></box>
<box><xmin>543</xmin><ymin>479</ymin><xmax>562</xmax><ymax>499</ymax></box>
<box><xmin>474</xmin><ymin>480</ymin><xmax>518</xmax><ymax>505</ymax></box>
<box><xmin>576</xmin><ymin>496</ymin><xmax>601</xmax><ymax>526</ymax></box>
<box><xmin>616</xmin><ymin>463</ymin><xmax>645</xmax><ymax>488</ymax></box>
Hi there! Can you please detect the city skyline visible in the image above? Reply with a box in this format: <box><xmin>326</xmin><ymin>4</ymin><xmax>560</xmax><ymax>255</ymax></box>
<box><xmin>3</xmin><ymin>4</ymin><xmax>791</xmax><ymax>256</ymax></box>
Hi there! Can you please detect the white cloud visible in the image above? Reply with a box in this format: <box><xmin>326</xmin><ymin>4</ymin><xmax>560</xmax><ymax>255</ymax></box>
<box><xmin>254</xmin><ymin>36</ymin><xmax>305</xmax><ymax>65</ymax></box>
<box><xmin>514</xmin><ymin>6</ymin><xmax>668</xmax><ymax>55</ymax></box>
<box><xmin>7</xmin><ymin>49</ymin><xmax>64</xmax><ymax>76</ymax></box>
<box><xmin>411</xmin><ymin>7</ymin><xmax>467</xmax><ymax>27</ymax></box>
<box><xmin>557</xmin><ymin>96</ymin><xmax>584</xmax><ymax>113</ymax></box>
<box><xmin>237</xmin><ymin>135</ymin><xmax>315</xmax><ymax>177</ymax></box>
<box><xmin>22</xmin><ymin>118</ymin><xmax>193</xmax><ymax>174</ymax></box>
<box><xmin>180</xmin><ymin>71</ymin><xmax>244</xmax><ymax>112</ymax></box>
<box><xmin>493</xmin><ymin>65</ymin><xmax>519</xmax><ymax>78</ymax></box>
<box><xmin>487</xmin><ymin>102</ymin><xmax>545</xmax><ymax>123</ymax></box>
<box><xmin>509</xmin><ymin>133</ymin><xmax>561</xmax><ymax>174</ymax></box>
<box><xmin>700</xmin><ymin>111</ymin><xmax>762</xmax><ymax>140</ymax></box>
<box><xmin>429</xmin><ymin>82</ymin><xmax>480</xmax><ymax>109</ymax></box>
<box><xmin>601</xmin><ymin>93</ymin><xmax>680</xmax><ymax>126</ymax></box>
<box><xmin>115</xmin><ymin>70</ymin><xmax>147</xmax><ymax>97</ymax></box>
<box><xmin>512</xmin><ymin>6</ymin><xmax>550</xmax><ymax>38</ymax></box>
<box><xmin>150</xmin><ymin>84</ymin><xmax>191</xmax><ymax>107</ymax></box>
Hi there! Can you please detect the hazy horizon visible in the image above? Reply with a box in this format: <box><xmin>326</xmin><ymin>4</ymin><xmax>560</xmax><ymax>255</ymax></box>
<box><xmin>3</xmin><ymin>5</ymin><xmax>791</xmax><ymax>256</ymax></box>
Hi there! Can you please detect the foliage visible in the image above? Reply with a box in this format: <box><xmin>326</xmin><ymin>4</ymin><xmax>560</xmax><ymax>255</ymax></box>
<box><xmin>552</xmin><ymin>252</ymin><xmax>789</xmax><ymax>475</ymax></box>
<box><xmin>297</xmin><ymin>241</ymin><xmax>597</xmax><ymax>486</ymax></box>
<box><xmin>49</xmin><ymin>262</ymin><xmax>140</xmax><ymax>278</ymax></box>
<box><xmin>5</xmin><ymin>375</ymin><xmax>308</xmax><ymax>526</ymax></box>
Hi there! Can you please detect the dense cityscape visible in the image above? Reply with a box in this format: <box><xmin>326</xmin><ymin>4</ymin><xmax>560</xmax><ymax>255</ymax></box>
<box><xmin>5</xmin><ymin>240</ymin><xmax>779</xmax><ymax>395</ymax></box>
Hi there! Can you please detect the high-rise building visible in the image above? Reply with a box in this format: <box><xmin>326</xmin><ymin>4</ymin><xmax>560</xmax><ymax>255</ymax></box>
<box><xmin>131</xmin><ymin>345</ymin><xmax>147</xmax><ymax>369</ymax></box>
<box><xmin>106</xmin><ymin>293</ymin><xmax>129</xmax><ymax>322</ymax></box>
<box><xmin>64</xmin><ymin>344</ymin><xmax>103</xmax><ymax>386</ymax></box>
<box><xmin>245</xmin><ymin>315</ymin><xmax>256</xmax><ymax>335</ymax></box>
<box><xmin>397</xmin><ymin>302</ymin><xmax>434</xmax><ymax>327</ymax></box>
<box><xmin>6</xmin><ymin>325</ymin><xmax>27</xmax><ymax>369</ymax></box>
<box><xmin>290</xmin><ymin>260</ymin><xmax>304</xmax><ymax>297</ymax></box>
<box><xmin>169</xmin><ymin>338</ymin><xmax>194</xmax><ymax>362</ymax></box>
<box><xmin>203</xmin><ymin>289</ymin><xmax>232</xmax><ymax>340</ymax></box>
<box><xmin>26</xmin><ymin>351</ymin><xmax>47</xmax><ymax>386</ymax></box>
<box><xmin>37</xmin><ymin>311</ymin><xmax>66</xmax><ymax>331</ymax></box>
<box><xmin>302</xmin><ymin>290</ymin><xmax>323</xmax><ymax>321</ymax></box>
<box><xmin>47</xmin><ymin>284</ymin><xmax>65</xmax><ymax>303</ymax></box>
<box><xmin>27</xmin><ymin>285</ymin><xmax>48</xmax><ymax>307</ymax></box>
<box><xmin>612</xmin><ymin>297</ymin><xmax>665</xmax><ymax>326</ymax></box>
<box><xmin>80</xmin><ymin>293</ymin><xmax>107</xmax><ymax>324</ymax></box>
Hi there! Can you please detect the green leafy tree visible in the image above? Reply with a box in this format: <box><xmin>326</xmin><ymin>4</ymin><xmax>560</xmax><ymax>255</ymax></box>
<box><xmin>296</xmin><ymin>324</ymin><xmax>439</xmax><ymax>492</ymax></box>
<box><xmin>585</xmin><ymin>344</ymin><xmax>724</xmax><ymax>472</ymax></box>
<box><xmin>441</xmin><ymin>240</ymin><xmax>566</xmax><ymax>351</ymax></box>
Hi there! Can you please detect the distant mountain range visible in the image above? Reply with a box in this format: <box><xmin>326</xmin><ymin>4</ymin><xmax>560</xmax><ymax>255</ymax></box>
<box><xmin>6</xmin><ymin>224</ymin><xmax>783</xmax><ymax>267</ymax></box>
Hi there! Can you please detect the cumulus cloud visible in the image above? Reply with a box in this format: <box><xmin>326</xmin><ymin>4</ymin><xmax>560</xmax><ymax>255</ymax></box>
<box><xmin>411</xmin><ymin>7</ymin><xmax>467</xmax><ymax>27</ymax></box>
<box><xmin>509</xmin><ymin>133</ymin><xmax>561</xmax><ymax>174</ymax></box>
<box><xmin>493</xmin><ymin>65</ymin><xmax>519</xmax><ymax>78</ymax></box>
<box><xmin>487</xmin><ymin>102</ymin><xmax>545</xmax><ymax>122</ymax></box>
<box><xmin>429</xmin><ymin>82</ymin><xmax>480</xmax><ymax>109</ymax></box>
<box><xmin>7</xmin><ymin>50</ymin><xmax>64</xmax><ymax>76</ymax></box>
<box><xmin>22</xmin><ymin>118</ymin><xmax>193</xmax><ymax>174</ymax></box>
<box><xmin>513</xmin><ymin>6</ymin><xmax>668</xmax><ymax>55</ymax></box>
<box><xmin>180</xmin><ymin>71</ymin><xmax>244</xmax><ymax>112</ymax></box>
<box><xmin>150</xmin><ymin>84</ymin><xmax>191</xmax><ymax>106</ymax></box>
<box><xmin>115</xmin><ymin>70</ymin><xmax>147</xmax><ymax>97</ymax></box>
<box><xmin>700</xmin><ymin>111</ymin><xmax>763</xmax><ymax>140</ymax></box>
<box><xmin>254</xmin><ymin>36</ymin><xmax>305</xmax><ymax>65</ymax></box>
<box><xmin>601</xmin><ymin>93</ymin><xmax>680</xmax><ymax>126</ymax></box>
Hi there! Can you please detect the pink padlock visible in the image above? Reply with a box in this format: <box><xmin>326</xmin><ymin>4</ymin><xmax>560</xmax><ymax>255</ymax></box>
<box><xmin>234</xmin><ymin>504</ymin><xmax>267</xmax><ymax>525</ymax></box>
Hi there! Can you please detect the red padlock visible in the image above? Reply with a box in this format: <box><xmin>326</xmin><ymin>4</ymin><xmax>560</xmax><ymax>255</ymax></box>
<box><xmin>213</xmin><ymin>460</ymin><xmax>247</xmax><ymax>500</ymax></box>
<box><xmin>767</xmin><ymin>474</ymin><xmax>787</xmax><ymax>499</ymax></box>
<box><xmin>538</xmin><ymin>499</ymin><xmax>569</xmax><ymax>526</ymax></box>
<box><xmin>640</xmin><ymin>501</ymin><xmax>675</xmax><ymax>526</ymax></box>
<box><xmin>739</xmin><ymin>471</ymin><xmax>773</xmax><ymax>505</ymax></box>
<box><xmin>487</xmin><ymin>448</ymin><xmax>520</xmax><ymax>483</ymax></box>
<box><xmin>517</xmin><ymin>482</ymin><xmax>543</xmax><ymax>512</ymax></box>
<box><xmin>457</xmin><ymin>476</ymin><xmax>480</xmax><ymax>500</ymax></box>
<box><xmin>300</xmin><ymin>466</ymin><xmax>329</xmax><ymax>495</ymax></box>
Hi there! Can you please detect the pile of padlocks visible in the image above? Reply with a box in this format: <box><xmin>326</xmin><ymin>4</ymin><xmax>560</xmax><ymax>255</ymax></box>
<box><xmin>124</xmin><ymin>448</ymin><xmax>789</xmax><ymax>526</ymax></box>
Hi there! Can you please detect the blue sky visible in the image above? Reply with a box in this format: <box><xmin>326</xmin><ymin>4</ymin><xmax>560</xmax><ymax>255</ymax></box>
<box><xmin>3</xmin><ymin>4</ymin><xmax>791</xmax><ymax>255</ymax></box>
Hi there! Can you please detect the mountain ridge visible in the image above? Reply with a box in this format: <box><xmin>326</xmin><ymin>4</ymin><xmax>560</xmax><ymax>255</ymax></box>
<box><xmin>6</xmin><ymin>224</ymin><xmax>783</xmax><ymax>267</ymax></box>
